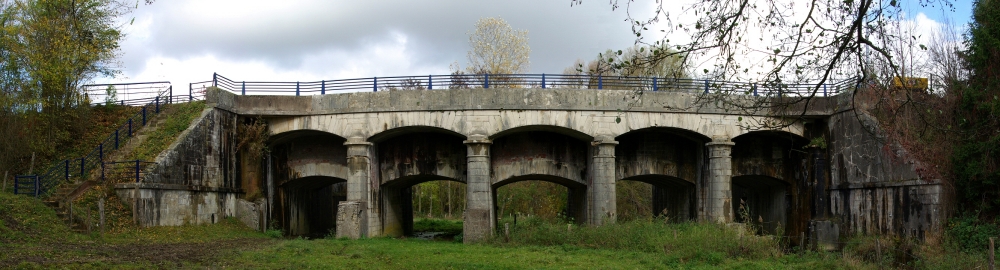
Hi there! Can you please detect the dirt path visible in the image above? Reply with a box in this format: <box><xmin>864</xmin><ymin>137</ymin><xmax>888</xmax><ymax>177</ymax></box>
<box><xmin>1</xmin><ymin>238</ymin><xmax>275</xmax><ymax>267</ymax></box>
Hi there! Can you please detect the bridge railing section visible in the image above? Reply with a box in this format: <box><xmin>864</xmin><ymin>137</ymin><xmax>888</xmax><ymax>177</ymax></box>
<box><xmin>102</xmin><ymin>160</ymin><xmax>156</xmax><ymax>184</ymax></box>
<box><xmin>210</xmin><ymin>73</ymin><xmax>857</xmax><ymax>97</ymax></box>
<box><xmin>13</xmin><ymin>83</ymin><xmax>174</xmax><ymax>197</ymax></box>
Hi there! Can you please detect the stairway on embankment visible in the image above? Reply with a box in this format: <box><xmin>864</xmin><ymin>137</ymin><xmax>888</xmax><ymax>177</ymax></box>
<box><xmin>43</xmin><ymin>105</ymin><xmax>179</xmax><ymax>233</ymax></box>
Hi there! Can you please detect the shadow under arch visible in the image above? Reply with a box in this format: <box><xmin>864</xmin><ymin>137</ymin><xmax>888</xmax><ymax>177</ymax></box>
<box><xmin>731</xmin><ymin>175</ymin><xmax>789</xmax><ymax>235</ymax></box>
<box><xmin>618</xmin><ymin>174</ymin><xmax>696</xmax><ymax>221</ymax></box>
<box><xmin>615</xmin><ymin>126</ymin><xmax>712</xmax><ymax>143</ymax></box>
<box><xmin>269</xmin><ymin>129</ymin><xmax>348</xmax><ymax>146</ymax></box>
<box><xmin>615</xmin><ymin>127</ymin><xmax>708</xmax><ymax>183</ymax></box>
<box><xmin>278</xmin><ymin>175</ymin><xmax>347</xmax><ymax>238</ymax></box>
<box><xmin>380</xmin><ymin>174</ymin><xmax>465</xmax><ymax>237</ymax></box>
<box><xmin>489</xmin><ymin>125</ymin><xmax>594</xmax><ymax>142</ymax></box>
<box><xmin>493</xmin><ymin>174</ymin><xmax>588</xmax><ymax>225</ymax></box>
<box><xmin>731</xmin><ymin>130</ymin><xmax>808</xmax><ymax>184</ymax></box>
<box><xmin>368</xmin><ymin>125</ymin><xmax>467</xmax><ymax>143</ymax></box>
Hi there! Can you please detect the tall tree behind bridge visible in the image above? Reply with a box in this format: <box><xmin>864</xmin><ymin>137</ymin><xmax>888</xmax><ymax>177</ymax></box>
<box><xmin>955</xmin><ymin>0</ymin><xmax>1000</xmax><ymax>214</ymax></box>
<box><xmin>465</xmin><ymin>16</ymin><xmax>530</xmax><ymax>75</ymax></box>
<box><xmin>0</xmin><ymin>0</ymin><xmax>130</xmax><ymax>176</ymax></box>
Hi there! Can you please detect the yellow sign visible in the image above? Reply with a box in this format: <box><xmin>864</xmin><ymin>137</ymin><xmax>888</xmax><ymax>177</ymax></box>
<box><xmin>892</xmin><ymin>77</ymin><xmax>928</xmax><ymax>90</ymax></box>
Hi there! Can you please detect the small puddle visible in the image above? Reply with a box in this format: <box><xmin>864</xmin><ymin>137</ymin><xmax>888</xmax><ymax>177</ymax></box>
<box><xmin>412</xmin><ymin>231</ymin><xmax>457</xmax><ymax>241</ymax></box>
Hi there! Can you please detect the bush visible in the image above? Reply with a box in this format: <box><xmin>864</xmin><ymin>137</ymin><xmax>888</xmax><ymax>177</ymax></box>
<box><xmin>489</xmin><ymin>216</ymin><xmax>783</xmax><ymax>263</ymax></box>
<box><xmin>948</xmin><ymin>215</ymin><xmax>1000</xmax><ymax>252</ymax></box>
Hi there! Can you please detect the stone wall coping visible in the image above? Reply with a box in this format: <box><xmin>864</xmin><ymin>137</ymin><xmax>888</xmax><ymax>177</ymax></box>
<box><xmin>114</xmin><ymin>182</ymin><xmax>244</xmax><ymax>193</ymax></box>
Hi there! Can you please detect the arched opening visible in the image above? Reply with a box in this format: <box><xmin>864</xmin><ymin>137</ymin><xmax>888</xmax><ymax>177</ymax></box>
<box><xmin>732</xmin><ymin>175</ymin><xmax>789</xmax><ymax>235</ymax></box>
<box><xmin>618</xmin><ymin>175</ymin><xmax>695</xmax><ymax>222</ymax></box>
<box><xmin>268</xmin><ymin>129</ymin><xmax>349</xmax><ymax>238</ymax></box>
<box><xmin>493</xmin><ymin>175</ymin><xmax>587</xmax><ymax>225</ymax></box>
<box><xmin>730</xmin><ymin>130</ymin><xmax>805</xmax><ymax>235</ymax></box>
<box><xmin>381</xmin><ymin>175</ymin><xmax>465</xmax><ymax>239</ymax></box>
<box><xmin>615</xmin><ymin>127</ymin><xmax>707</xmax><ymax>222</ymax></box>
<box><xmin>372</xmin><ymin>128</ymin><xmax>467</xmax><ymax>238</ymax></box>
<box><xmin>278</xmin><ymin>176</ymin><xmax>347</xmax><ymax>238</ymax></box>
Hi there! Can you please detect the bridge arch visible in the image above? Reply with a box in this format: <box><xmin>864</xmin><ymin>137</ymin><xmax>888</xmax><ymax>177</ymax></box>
<box><xmin>731</xmin><ymin>175</ymin><xmax>788</xmax><ymax>234</ymax></box>
<box><xmin>731</xmin><ymin>130</ymin><xmax>807</xmax><ymax>183</ymax></box>
<box><xmin>489</xmin><ymin>124</ymin><xmax>594</xmax><ymax>142</ymax></box>
<box><xmin>369</xmin><ymin>125</ymin><xmax>467</xmax><ymax>143</ymax></box>
<box><xmin>267</xmin><ymin>116</ymin><xmax>352</xmax><ymax>141</ymax></box>
<box><xmin>493</xmin><ymin>174</ymin><xmax>588</xmax><ymax>225</ymax></box>
<box><xmin>277</xmin><ymin>175</ymin><xmax>347</xmax><ymax>238</ymax></box>
<box><xmin>489</xmin><ymin>127</ymin><xmax>590</xmax><ymax>187</ymax></box>
<box><xmin>380</xmin><ymin>175</ymin><xmax>465</xmax><ymax>237</ymax></box>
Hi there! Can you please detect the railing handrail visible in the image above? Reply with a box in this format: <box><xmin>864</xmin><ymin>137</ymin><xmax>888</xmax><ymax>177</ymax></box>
<box><xmin>209</xmin><ymin>72</ymin><xmax>857</xmax><ymax>97</ymax></box>
<box><xmin>14</xmin><ymin>82</ymin><xmax>180</xmax><ymax>197</ymax></box>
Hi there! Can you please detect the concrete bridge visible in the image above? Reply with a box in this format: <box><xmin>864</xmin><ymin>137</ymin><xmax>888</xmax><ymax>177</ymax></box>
<box><xmin>118</xmin><ymin>84</ymin><xmax>944</xmax><ymax>245</ymax></box>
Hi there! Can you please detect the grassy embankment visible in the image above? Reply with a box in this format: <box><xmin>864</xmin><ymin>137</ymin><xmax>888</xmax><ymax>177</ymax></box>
<box><xmin>0</xmin><ymin>105</ymin><xmax>138</xmax><ymax>195</ymax></box>
<box><xmin>3</xmin><ymin>191</ymin><xmax>989</xmax><ymax>270</ymax></box>
<box><xmin>69</xmin><ymin>101</ymin><xmax>208</xmax><ymax>235</ymax></box>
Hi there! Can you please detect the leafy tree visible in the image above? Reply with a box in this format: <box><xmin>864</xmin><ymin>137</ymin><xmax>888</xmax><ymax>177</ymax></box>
<box><xmin>0</xmin><ymin>0</ymin><xmax>130</xmax><ymax>175</ymax></box>
<box><xmin>574</xmin><ymin>0</ymin><xmax>955</xmax><ymax>128</ymax></box>
<box><xmin>465</xmin><ymin>16</ymin><xmax>530</xmax><ymax>75</ymax></box>
<box><xmin>954</xmin><ymin>0</ymin><xmax>1000</xmax><ymax>213</ymax></box>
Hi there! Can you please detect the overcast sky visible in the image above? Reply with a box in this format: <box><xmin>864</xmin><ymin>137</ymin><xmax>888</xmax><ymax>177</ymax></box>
<box><xmin>103</xmin><ymin>0</ymin><xmax>973</xmax><ymax>94</ymax></box>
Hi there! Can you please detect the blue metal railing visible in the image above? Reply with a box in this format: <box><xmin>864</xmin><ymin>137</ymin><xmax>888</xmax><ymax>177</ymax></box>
<box><xmin>13</xmin><ymin>82</ymin><xmax>179</xmax><ymax>197</ymax></box>
<box><xmin>102</xmin><ymin>160</ymin><xmax>156</xmax><ymax>184</ymax></box>
<box><xmin>208</xmin><ymin>73</ymin><xmax>857</xmax><ymax>98</ymax></box>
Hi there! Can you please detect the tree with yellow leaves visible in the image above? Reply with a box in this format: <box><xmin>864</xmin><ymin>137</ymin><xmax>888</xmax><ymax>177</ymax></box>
<box><xmin>465</xmin><ymin>16</ymin><xmax>530</xmax><ymax>75</ymax></box>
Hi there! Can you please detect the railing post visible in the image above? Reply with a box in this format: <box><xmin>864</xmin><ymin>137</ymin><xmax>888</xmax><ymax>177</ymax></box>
<box><xmin>120</xmin><ymin>100</ymin><xmax>124</xmax><ymax>106</ymax></box>
<box><xmin>80</xmin><ymin>158</ymin><xmax>85</xmax><ymax>177</ymax></box>
<box><xmin>115</xmin><ymin>130</ymin><xmax>119</xmax><ymax>149</ymax></box>
<box><xmin>99</xmin><ymin>144</ymin><xmax>104</xmax><ymax>164</ymax></box>
<box><xmin>189</xmin><ymin>83</ymin><xmax>193</xmax><ymax>102</ymax></box>
<box><xmin>296</xmin><ymin>81</ymin><xmax>300</xmax><ymax>96</ymax></box>
<box><xmin>542</xmin><ymin>73</ymin><xmax>546</xmax><ymax>89</ymax></box>
<box><xmin>142</xmin><ymin>106</ymin><xmax>147</xmax><ymax>126</ymax></box>
<box><xmin>484</xmin><ymin>74</ymin><xmax>489</xmax><ymax>88</ymax></box>
<box><xmin>823</xmin><ymin>84</ymin><xmax>828</xmax><ymax>97</ymax></box>
<box><xmin>598</xmin><ymin>75</ymin><xmax>603</xmax><ymax>89</ymax></box>
<box><xmin>65</xmin><ymin>160</ymin><xmax>69</xmax><ymax>181</ymax></box>
<box><xmin>428</xmin><ymin>75</ymin><xmax>433</xmax><ymax>90</ymax></box>
<box><xmin>13</xmin><ymin>176</ymin><xmax>18</xmax><ymax>194</ymax></box>
<box><xmin>169</xmin><ymin>86</ymin><xmax>173</xmax><ymax>104</ymax></box>
<box><xmin>704</xmin><ymin>80</ymin><xmax>709</xmax><ymax>94</ymax></box>
<box><xmin>241</xmin><ymin>81</ymin><xmax>246</xmax><ymax>96</ymax></box>
<box><xmin>155</xmin><ymin>96</ymin><xmax>159</xmax><ymax>113</ymax></box>
<box><xmin>135</xmin><ymin>160</ymin><xmax>140</xmax><ymax>183</ymax></box>
<box><xmin>753</xmin><ymin>83</ymin><xmax>758</xmax><ymax>96</ymax></box>
<box><xmin>213</xmin><ymin>72</ymin><xmax>217</xmax><ymax>87</ymax></box>
<box><xmin>653</xmin><ymin>77</ymin><xmax>658</xmax><ymax>91</ymax></box>
<box><xmin>321</xmin><ymin>80</ymin><xmax>326</xmax><ymax>95</ymax></box>
<box><xmin>33</xmin><ymin>176</ymin><xmax>39</xmax><ymax>197</ymax></box>
<box><xmin>373</xmin><ymin>77</ymin><xmax>378</xmax><ymax>92</ymax></box>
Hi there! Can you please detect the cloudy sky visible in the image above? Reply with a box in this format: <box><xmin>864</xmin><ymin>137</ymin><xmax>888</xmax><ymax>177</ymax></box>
<box><xmin>104</xmin><ymin>0</ymin><xmax>973</xmax><ymax>94</ymax></box>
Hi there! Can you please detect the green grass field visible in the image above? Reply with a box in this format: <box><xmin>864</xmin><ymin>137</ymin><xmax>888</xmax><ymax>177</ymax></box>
<box><xmin>1</xmin><ymin>188</ymin><xmax>989</xmax><ymax>269</ymax></box>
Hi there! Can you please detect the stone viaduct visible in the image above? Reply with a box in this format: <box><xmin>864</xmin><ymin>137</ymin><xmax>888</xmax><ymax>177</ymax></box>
<box><xmin>117</xmin><ymin>86</ymin><xmax>945</xmax><ymax>245</ymax></box>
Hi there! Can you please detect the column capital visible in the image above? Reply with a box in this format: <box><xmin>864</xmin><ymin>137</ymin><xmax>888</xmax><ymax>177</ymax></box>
<box><xmin>344</xmin><ymin>136</ymin><xmax>372</xmax><ymax>147</ymax></box>
<box><xmin>463</xmin><ymin>134</ymin><xmax>492</xmax><ymax>145</ymax></box>
<box><xmin>591</xmin><ymin>140</ymin><xmax>619</xmax><ymax>146</ymax></box>
<box><xmin>705</xmin><ymin>139</ymin><xmax>735</xmax><ymax>148</ymax></box>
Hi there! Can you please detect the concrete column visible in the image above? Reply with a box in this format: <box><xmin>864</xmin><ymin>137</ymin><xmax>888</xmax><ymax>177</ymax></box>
<box><xmin>588</xmin><ymin>138</ymin><xmax>618</xmax><ymax>226</ymax></box>
<box><xmin>337</xmin><ymin>137</ymin><xmax>378</xmax><ymax>238</ymax></box>
<box><xmin>463</xmin><ymin>135</ymin><xmax>493</xmax><ymax>243</ymax></box>
<box><xmin>705</xmin><ymin>138</ymin><xmax>735</xmax><ymax>223</ymax></box>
